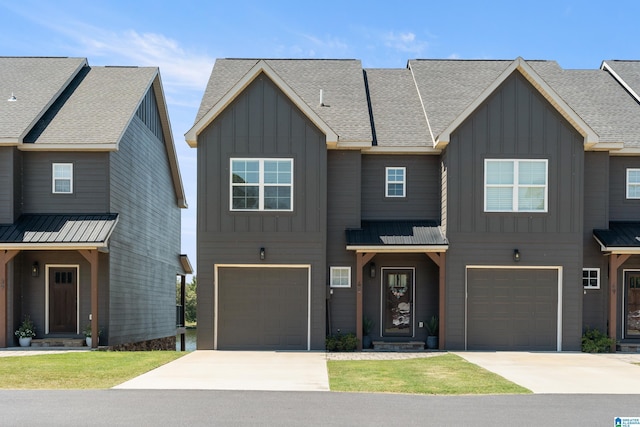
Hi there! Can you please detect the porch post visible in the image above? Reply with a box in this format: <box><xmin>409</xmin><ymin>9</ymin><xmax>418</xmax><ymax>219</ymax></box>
<box><xmin>0</xmin><ymin>250</ymin><xmax>20</xmax><ymax>348</ymax></box>
<box><xmin>426</xmin><ymin>252</ymin><xmax>446</xmax><ymax>350</ymax></box>
<box><xmin>608</xmin><ymin>253</ymin><xmax>630</xmax><ymax>352</ymax></box>
<box><xmin>356</xmin><ymin>252</ymin><xmax>375</xmax><ymax>350</ymax></box>
<box><xmin>79</xmin><ymin>250</ymin><xmax>99</xmax><ymax>349</ymax></box>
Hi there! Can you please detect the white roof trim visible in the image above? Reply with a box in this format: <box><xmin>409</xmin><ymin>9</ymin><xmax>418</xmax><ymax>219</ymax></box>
<box><xmin>346</xmin><ymin>245</ymin><xmax>448</xmax><ymax>253</ymax></box>
<box><xmin>602</xmin><ymin>61</ymin><xmax>640</xmax><ymax>103</ymax></box>
<box><xmin>186</xmin><ymin>60</ymin><xmax>339</xmax><ymax>147</ymax></box>
<box><xmin>435</xmin><ymin>57</ymin><xmax>599</xmax><ymax>149</ymax></box>
<box><xmin>0</xmin><ymin>242</ymin><xmax>108</xmax><ymax>250</ymax></box>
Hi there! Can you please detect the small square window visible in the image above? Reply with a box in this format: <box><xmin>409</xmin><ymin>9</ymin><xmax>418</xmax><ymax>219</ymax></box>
<box><xmin>386</xmin><ymin>167</ymin><xmax>406</xmax><ymax>197</ymax></box>
<box><xmin>330</xmin><ymin>267</ymin><xmax>351</xmax><ymax>288</ymax></box>
<box><xmin>583</xmin><ymin>268</ymin><xmax>600</xmax><ymax>289</ymax></box>
<box><xmin>52</xmin><ymin>163</ymin><xmax>73</xmax><ymax>194</ymax></box>
<box><xmin>627</xmin><ymin>169</ymin><xmax>640</xmax><ymax>199</ymax></box>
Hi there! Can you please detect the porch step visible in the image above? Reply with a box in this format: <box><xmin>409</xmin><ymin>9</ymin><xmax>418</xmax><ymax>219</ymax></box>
<box><xmin>31</xmin><ymin>338</ymin><xmax>85</xmax><ymax>348</ymax></box>
<box><xmin>617</xmin><ymin>342</ymin><xmax>640</xmax><ymax>353</ymax></box>
<box><xmin>372</xmin><ymin>341</ymin><xmax>425</xmax><ymax>352</ymax></box>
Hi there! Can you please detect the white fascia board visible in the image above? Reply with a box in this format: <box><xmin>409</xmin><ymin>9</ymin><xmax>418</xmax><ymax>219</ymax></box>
<box><xmin>0</xmin><ymin>243</ymin><xmax>107</xmax><ymax>250</ymax></box>
<box><xmin>602</xmin><ymin>61</ymin><xmax>640</xmax><ymax>103</ymax></box>
<box><xmin>361</xmin><ymin>145</ymin><xmax>442</xmax><ymax>155</ymax></box>
<box><xmin>186</xmin><ymin>60</ymin><xmax>339</xmax><ymax>147</ymax></box>
<box><xmin>346</xmin><ymin>245</ymin><xmax>448</xmax><ymax>253</ymax></box>
<box><xmin>17</xmin><ymin>144</ymin><xmax>117</xmax><ymax>152</ymax></box>
<box><xmin>437</xmin><ymin>57</ymin><xmax>599</xmax><ymax>148</ymax></box>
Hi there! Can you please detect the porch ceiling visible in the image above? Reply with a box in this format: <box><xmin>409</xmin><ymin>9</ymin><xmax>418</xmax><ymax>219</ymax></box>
<box><xmin>0</xmin><ymin>213</ymin><xmax>118</xmax><ymax>250</ymax></box>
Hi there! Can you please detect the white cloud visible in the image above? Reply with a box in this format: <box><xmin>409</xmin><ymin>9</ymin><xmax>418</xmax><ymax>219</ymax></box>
<box><xmin>382</xmin><ymin>31</ymin><xmax>428</xmax><ymax>55</ymax></box>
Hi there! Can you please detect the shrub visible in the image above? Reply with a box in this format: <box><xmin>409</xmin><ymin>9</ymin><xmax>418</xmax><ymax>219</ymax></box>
<box><xmin>581</xmin><ymin>327</ymin><xmax>615</xmax><ymax>353</ymax></box>
<box><xmin>326</xmin><ymin>333</ymin><xmax>358</xmax><ymax>352</ymax></box>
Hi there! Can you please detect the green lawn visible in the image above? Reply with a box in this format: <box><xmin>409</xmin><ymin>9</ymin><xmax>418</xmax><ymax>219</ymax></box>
<box><xmin>0</xmin><ymin>351</ymin><xmax>184</xmax><ymax>389</ymax></box>
<box><xmin>327</xmin><ymin>353</ymin><xmax>531</xmax><ymax>395</ymax></box>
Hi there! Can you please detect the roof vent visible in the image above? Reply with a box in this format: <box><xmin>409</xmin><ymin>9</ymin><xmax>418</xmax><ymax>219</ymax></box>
<box><xmin>7</xmin><ymin>92</ymin><xmax>16</xmax><ymax>102</ymax></box>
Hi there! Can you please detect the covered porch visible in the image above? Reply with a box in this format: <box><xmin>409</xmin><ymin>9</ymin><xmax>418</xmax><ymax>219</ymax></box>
<box><xmin>594</xmin><ymin>222</ymin><xmax>640</xmax><ymax>351</ymax></box>
<box><xmin>0</xmin><ymin>214</ymin><xmax>117</xmax><ymax>348</ymax></box>
<box><xmin>345</xmin><ymin>220</ymin><xmax>448</xmax><ymax>350</ymax></box>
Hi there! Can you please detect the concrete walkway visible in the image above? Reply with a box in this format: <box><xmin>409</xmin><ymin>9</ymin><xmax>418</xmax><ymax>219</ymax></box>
<box><xmin>455</xmin><ymin>351</ymin><xmax>640</xmax><ymax>394</ymax></box>
<box><xmin>114</xmin><ymin>350</ymin><xmax>330</xmax><ymax>391</ymax></box>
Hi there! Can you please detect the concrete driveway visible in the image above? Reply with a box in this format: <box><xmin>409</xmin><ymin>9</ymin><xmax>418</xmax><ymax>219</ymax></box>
<box><xmin>455</xmin><ymin>351</ymin><xmax>640</xmax><ymax>394</ymax></box>
<box><xmin>114</xmin><ymin>351</ymin><xmax>330</xmax><ymax>391</ymax></box>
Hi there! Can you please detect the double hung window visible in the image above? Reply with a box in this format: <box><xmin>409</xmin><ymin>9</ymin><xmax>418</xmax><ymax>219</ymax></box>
<box><xmin>386</xmin><ymin>167</ymin><xmax>406</xmax><ymax>197</ymax></box>
<box><xmin>626</xmin><ymin>169</ymin><xmax>640</xmax><ymax>199</ymax></box>
<box><xmin>330</xmin><ymin>267</ymin><xmax>351</xmax><ymax>288</ymax></box>
<box><xmin>52</xmin><ymin>163</ymin><xmax>73</xmax><ymax>194</ymax></box>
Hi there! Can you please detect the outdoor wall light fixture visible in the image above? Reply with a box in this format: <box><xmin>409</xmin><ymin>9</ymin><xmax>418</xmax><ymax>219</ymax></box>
<box><xmin>260</xmin><ymin>247</ymin><xmax>265</xmax><ymax>260</ymax></box>
<box><xmin>31</xmin><ymin>261</ymin><xmax>39</xmax><ymax>277</ymax></box>
<box><xmin>370</xmin><ymin>262</ymin><xmax>376</xmax><ymax>278</ymax></box>
<box><xmin>513</xmin><ymin>249</ymin><xmax>521</xmax><ymax>262</ymax></box>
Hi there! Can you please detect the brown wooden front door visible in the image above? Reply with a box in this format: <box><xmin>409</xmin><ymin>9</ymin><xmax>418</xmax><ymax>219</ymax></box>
<box><xmin>49</xmin><ymin>268</ymin><xmax>77</xmax><ymax>333</ymax></box>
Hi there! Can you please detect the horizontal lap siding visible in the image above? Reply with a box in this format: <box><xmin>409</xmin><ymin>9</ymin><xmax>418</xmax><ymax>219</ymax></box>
<box><xmin>444</xmin><ymin>72</ymin><xmax>584</xmax><ymax>350</ymax></box>
<box><xmin>0</xmin><ymin>147</ymin><xmax>14</xmax><ymax>223</ymax></box>
<box><xmin>361</xmin><ymin>154</ymin><xmax>440</xmax><ymax>221</ymax></box>
<box><xmin>327</xmin><ymin>151</ymin><xmax>361</xmax><ymax>335</ymax></box>
<box><xmin>583</xmin><ymin>152</ymin><xmax>609</xmax><ymax>332</ymax></box>
<box><xmin>22</xmin><ymin>151</ymin><xmax>109</xmax><ymax>214</ymax></box>
<box><xmin>108</xmin><ymin>109</ymin><xmax>181</xmax><ymax>346</ymax></box>
<box><xmin>609</xmin><ymin>157</ymin><xmax>640</xmax><ymax>220</ymax></box>
<box><xmin>197</xmin><ymin>74</ymin><xmax>327</xmax><ymax>350</ymax></box>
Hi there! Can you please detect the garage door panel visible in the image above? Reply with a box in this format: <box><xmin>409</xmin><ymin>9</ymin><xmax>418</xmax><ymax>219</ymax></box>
<box><xmin>467</xmin><ymin>268</ymin><xmax>558</xmax><ymax>351</ymax></box>
<box><xmin>218</xmin><ymin>267</ymin><xmax>308</xmax><ymax>350</ymax></box>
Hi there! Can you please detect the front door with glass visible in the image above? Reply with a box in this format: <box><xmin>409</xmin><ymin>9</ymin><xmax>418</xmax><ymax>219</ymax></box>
<box><xmin>381</xmin><ymin>268</ymin><xmax>414</xmax><ymax>337</ymax></box>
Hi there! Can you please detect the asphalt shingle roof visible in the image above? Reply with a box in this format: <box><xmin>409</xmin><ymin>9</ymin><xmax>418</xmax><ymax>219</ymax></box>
<box><xmin>364</xmin><ymin>69</ymin><xmax>431</xmax><ymax>147</ymax></box>
<box><xmin>196</xmin><ymin>59</ymin><xmax>372</xmax><ymax>143</ymax></box>
<box><xmin>25</xmin><ymin>66</ymin><xmax>157</xmax><ymax>145</ymax></box>
<box><xmin>0</xmin><ymin>214</ymin><xmax>118</xmax><ymax>245</ymax></box>
<box><xmin>346</xmin><ymin>220</ymin><xmax>448</xmax><ymax>246</ymax></box>
<box><xmin>0</xmin><ymin>57</ymin><xmax>86</xmax><ymax>141</ymax></box>
<box><xmin>408</xmin><ymin>59</ymin><xmax>513</xmax><ymax>142</ymax></box>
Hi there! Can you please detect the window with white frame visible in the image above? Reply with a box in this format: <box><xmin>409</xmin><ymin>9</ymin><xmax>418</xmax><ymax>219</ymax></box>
<box><xmin>484</xmin><ymin>159</ymin><xmax>548</xmax><ymax>212</ymax></box>
<box><xmin>626</xmin><ymin>169</ymin><xmax>640</xmax><ymax>199</ymax></box>
<box><xmin>52</xmin><ymin>163</ymin><xmax>73</xmax><ymax>194</ymax></box>
<box><xmin>583</xmin><ymin>268</ymin><xmax>600</xmax><ymax>289</ymax></box>
<box><xmin>386</xmin><ymin>167</ymin><xmax>406</xmax><ymax>197</ymax></box>
<box><xmin>230</xmin><ymin>158</ymin><xmax>293</xmax><ymax>211</ymax></box>
<box><xmin>330</xmin><ymin>266</ymin><xmax>351</xmax><ymax>288</ymax></box>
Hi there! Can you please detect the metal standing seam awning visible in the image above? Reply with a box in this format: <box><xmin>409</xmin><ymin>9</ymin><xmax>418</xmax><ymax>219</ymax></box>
<box><xmin>345</xmin><ymin>220</ymin><xmax>449</xmax><ymax>350</ymax></box>
<box><xmin>593</xmin><ymin>222</ymin><xmax>640</xmax><ymax>351</ymax></box>
<box><xmin>0</xmin><ymin>214</ymin><xmax>118</xmax><ymax>348</ymax></box>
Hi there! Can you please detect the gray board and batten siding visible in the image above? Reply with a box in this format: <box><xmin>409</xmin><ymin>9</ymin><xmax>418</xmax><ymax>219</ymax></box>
<box><xmin>107</xmin><ymin>86</ymin><xmax>182</xmax><ymax>346</ymax></box>
<box><xmin>361</xmin><ymin>154</ymin><xmax>441</xmax><ymax>221</ymax></box>
<box><xmin>444</xmin><ymin>71</ymin><xmax>585</xmax><ymax>351</ymax></box>
<box><xmin>196</xmin><ymin>73</ymin><xmax>328</xmax><ymax>350</ymax></box>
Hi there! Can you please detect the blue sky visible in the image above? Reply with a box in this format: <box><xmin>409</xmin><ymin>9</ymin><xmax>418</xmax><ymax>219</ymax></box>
<box><xmin>2</xmin><ymin>0</ymin><xmax>639</xmax><ymax>276</ymax></box>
